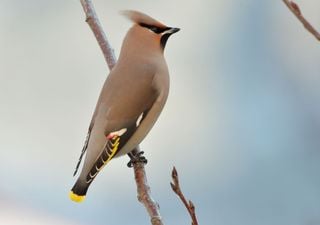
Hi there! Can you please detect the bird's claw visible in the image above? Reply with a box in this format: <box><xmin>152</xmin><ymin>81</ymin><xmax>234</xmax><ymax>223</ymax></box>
<box><xmin>127</xmin><ymin>151</ymin><xmax>148</xmax><ymax>167</ymax></box>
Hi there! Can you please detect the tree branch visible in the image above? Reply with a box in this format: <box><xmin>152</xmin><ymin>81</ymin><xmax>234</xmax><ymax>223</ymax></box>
<box><xmin>79</xmin><ymin>1</ymin><xmax>164</xmax><ymax>225</ymax></box>
<box><xmin>282</xmin><ymin>0</ymin><xmax>320</xmax><ymax>41</ymax></box>
<box><xmin>132</xmin><ymin>148</ymin><xmax>164</xmax><ymax>225</ymax></box>
<box><xmin>171</xmin><ymin>167</ymin><xmax>199</xmax><ymax>225</ymax></box>
<box><xmin>80</xmin><ymin>0</ymin><xmax>117</xmax><ymax>69</ymax></box>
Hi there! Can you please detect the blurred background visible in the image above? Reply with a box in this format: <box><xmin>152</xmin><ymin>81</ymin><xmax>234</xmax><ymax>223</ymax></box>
<box><xmin>1</xmin><ymin>0</ymin><xmax>320</xmax><ymax>224</ymax></box>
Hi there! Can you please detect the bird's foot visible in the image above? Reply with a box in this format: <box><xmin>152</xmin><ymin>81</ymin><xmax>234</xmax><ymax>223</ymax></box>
<box><xmin>127</xmin><ymin>151</ymin><xmax>148</xmax><ymax>168</ymax></box>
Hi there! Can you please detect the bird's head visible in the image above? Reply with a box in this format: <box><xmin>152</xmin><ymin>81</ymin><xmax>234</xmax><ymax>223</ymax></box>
<box><xmin>122</xmin><ymin>10</ymin><xmax>180</xmax><ymax>50</ymax></box>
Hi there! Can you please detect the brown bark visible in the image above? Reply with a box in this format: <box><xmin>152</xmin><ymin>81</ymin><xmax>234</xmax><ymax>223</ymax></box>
<box><xmin>80</xmin><ymin>0</ymin><xmax>117</xmax><ymax>69</ymax></box>
<box><xmin>282</xmin><ymin>0</ymin><xmax>320</xmax><ymax>41</ymax></box>
<box><xmin>171</xmin><ymin>167</ymin><xmax>199</xmax><ymax>225</ymax></box>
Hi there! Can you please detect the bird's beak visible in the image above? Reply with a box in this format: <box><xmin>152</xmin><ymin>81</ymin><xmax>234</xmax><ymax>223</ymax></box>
<box><xmin>165</xmin><ymin>27</ymin><xmax>180</xmax><ymax>34</ymax></box>
<box><xmin>160</xmin><ymin>27</ymin><xmax>180</xmax><ymax>49</ymax></box>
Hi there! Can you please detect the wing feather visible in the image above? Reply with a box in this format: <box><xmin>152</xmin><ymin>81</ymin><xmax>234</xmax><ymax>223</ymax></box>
<box><xmin>73</xmin><ymin>127</ymin><xmax>92</xmax><ymax>176</ymax></box>
<box><xmin>86</xmin><ymin>136</ymin><xmax>120</xmax><ymax>183</ymax></box>
<box><xmin>85</xmin><ymin>110</ymin><xmax>148</xmax><ymax>183</ymax></box>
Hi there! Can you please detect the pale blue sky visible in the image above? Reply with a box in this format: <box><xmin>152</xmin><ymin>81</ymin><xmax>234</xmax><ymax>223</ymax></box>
<box><xmin>0</xmin><ymin>0</ymin><xmax>320</xmax><ymax>225</ymax></box>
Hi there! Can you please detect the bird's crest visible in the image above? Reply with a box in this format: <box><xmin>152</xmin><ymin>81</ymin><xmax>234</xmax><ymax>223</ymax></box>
<box><xmin>121</xmin><ymin>10</ymin><xmax>166</xmax><ymax>28</ymax></box>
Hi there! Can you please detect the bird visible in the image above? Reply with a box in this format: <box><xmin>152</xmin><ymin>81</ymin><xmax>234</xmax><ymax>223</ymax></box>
<box><xmin>69</xmin><ymin>10</ymin><xmax>180</xmax><ymax>202</ymax></box>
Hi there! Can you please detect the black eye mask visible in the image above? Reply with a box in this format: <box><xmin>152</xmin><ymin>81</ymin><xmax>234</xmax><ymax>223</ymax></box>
<box><xmin>139</xmin><ymin>23</ymin><xmax>171</xmax><ymax>34</ymax></box>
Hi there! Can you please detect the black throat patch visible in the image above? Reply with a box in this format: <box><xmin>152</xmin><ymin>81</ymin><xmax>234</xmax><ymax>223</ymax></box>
<box><xmin>160</xmin><ymin>33</ymin><xmax>172</xmax><ymax>49</ymax></box>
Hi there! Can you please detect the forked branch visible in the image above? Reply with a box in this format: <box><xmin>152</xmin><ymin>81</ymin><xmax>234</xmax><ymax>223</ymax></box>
<box><xmin>282</xmin><ymin>0</ymin><xmax>320</xmax><ymax>41</ymax></box>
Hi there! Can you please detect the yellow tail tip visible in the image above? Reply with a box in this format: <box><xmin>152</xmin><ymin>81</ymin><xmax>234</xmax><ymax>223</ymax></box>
<box><xmin>69</xmin><ymin>191</ymin><xmax>85</xmax><ymax>203</ymax></box>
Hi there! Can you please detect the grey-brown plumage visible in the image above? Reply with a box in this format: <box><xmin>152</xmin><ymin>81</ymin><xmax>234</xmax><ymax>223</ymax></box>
<box><xmin>70</xmin><ymin>10</ymin><xmax>179</xmax><ymax>202</ymax></box>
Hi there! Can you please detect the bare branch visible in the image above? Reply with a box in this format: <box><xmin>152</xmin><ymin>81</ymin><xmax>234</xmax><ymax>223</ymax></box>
<box><xmin>79</xmin><ymin>1</ymin><xmax>164</xmax><ymax>224</ymax></box>
<box><xmin>80</xmin><ymin>0</ymin><xmax>117</xmax><ymax>69</ymax></box>
<box><xmin>282</xmin><ymin>0</ymin><xmax>320</xmax><ymax>41</ymax></box>
<box><xmin>132</xmin><ymin>148</ymin><xmax>164</xmax><ymax>225</ymax></box>
<box><xmin>171</xmin><ymin>167</ymin><xmax>199</xmax><ymax>225</ymax></box>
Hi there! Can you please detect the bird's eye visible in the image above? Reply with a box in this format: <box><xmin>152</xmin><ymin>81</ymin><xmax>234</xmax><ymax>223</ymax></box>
<box><xmin>150</xmin><ymin>27</ymin><xmax>160</xmax><ymax>33</ymax></box>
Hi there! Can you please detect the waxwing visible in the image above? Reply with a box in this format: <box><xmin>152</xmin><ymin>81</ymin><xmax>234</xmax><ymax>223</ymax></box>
<box><xmin>70</xmin><ymin>10</ymin><xmax>180</xmax><ymax>202</ymax></box>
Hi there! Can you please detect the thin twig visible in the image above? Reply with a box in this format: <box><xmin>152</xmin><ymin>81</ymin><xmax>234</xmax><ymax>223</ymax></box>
<box><xmin>171</xmin><ymin>167</ymin><xmax>199</xmax><ymax>225</ymax></box>
<box><xmin>282</xmin><ymin>0</ymin><xmax>320</xmax><ymax>41</ymax></box>
<box><xmin>79</xmin><ymin>1</ymin><xmax>164</xmax><ymax>225</ymax></box>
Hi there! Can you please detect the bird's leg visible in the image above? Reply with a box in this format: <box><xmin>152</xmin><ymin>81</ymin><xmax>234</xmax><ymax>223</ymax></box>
<box><xmin>127</xmin><ymin>150</ymin><xmax>148</xmax><ymax>168</ymax></box>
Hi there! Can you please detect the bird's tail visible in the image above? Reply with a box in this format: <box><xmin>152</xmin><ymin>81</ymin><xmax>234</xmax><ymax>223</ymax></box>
<box><xmin>69</xmin><ymin>179</ymin><xmax>90</xmax><ymax>203</ymax></box>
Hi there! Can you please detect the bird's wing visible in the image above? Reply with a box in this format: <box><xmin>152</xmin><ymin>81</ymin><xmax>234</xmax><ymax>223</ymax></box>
<box><xmin>73</xmin><ymin>69</ymin><xmax>158</xmax><ymax>178</ymax></box>
<box><xmin>70</xmin><ymin>110</ymin><xmax>147</xmax><ymax>201</ymax></box>
<box><xmin>84</xmin><ymin>111</ymin><xmax>148</xmax><ymax>183</ymax></box>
